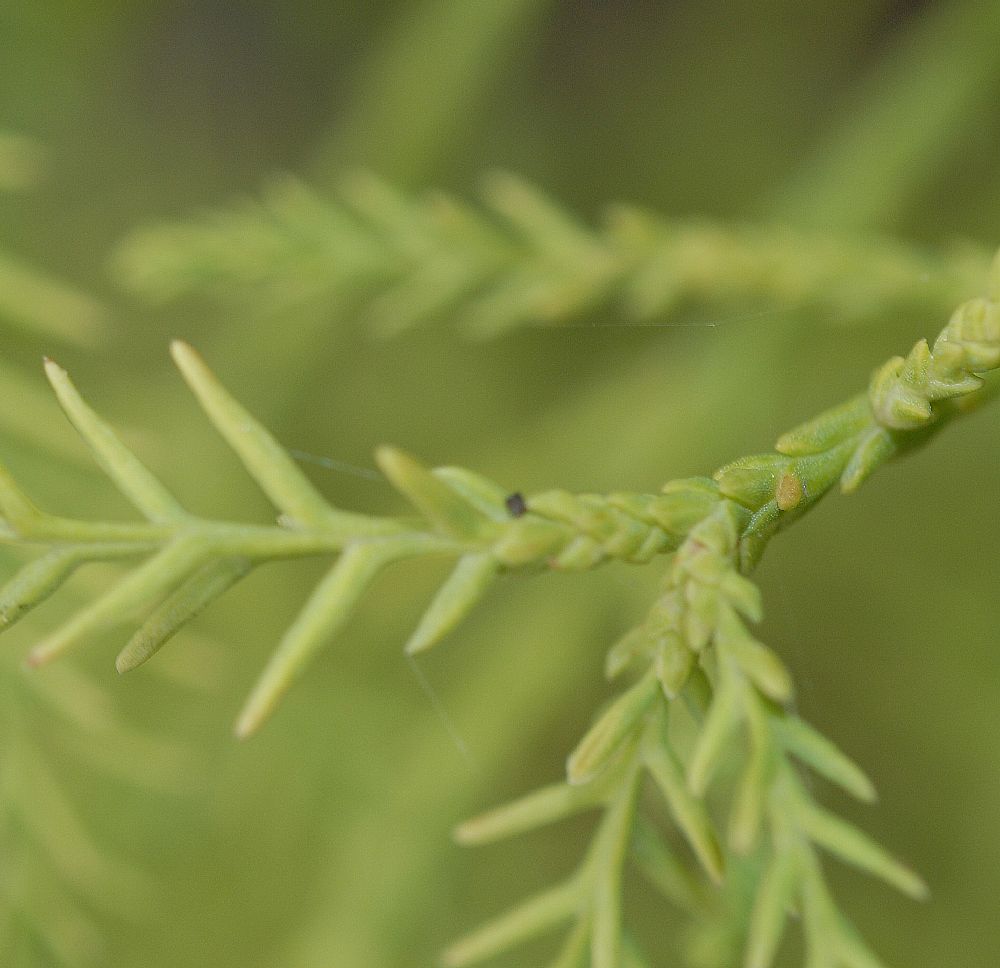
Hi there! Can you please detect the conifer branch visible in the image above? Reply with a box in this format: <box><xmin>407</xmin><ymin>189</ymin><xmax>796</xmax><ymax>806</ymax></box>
<box><xmin>1</xmin><ymin>251</ymin><xmax>997</xmax><ymax>966</ymax></box>
<box><xmin>449</xmin><ymin>255</ymin><xmax>1000</xmax><ymax>967</ymax></box>
<box><xmin>110</xmin><ymin>172</ymin><xmax>990</xmax><ymax>338</ymax></box>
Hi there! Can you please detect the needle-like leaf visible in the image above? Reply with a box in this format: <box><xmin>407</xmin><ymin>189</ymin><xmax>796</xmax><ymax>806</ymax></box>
<box><xmin>116</xmin><ymin>556</ymin><xmax>251</xmax><ymax>672</ymax></box>
<box><xmin>44</xmin><ymin>359</ymin><xmax>186</xmax><ymax>522</ymax></box>
<box><xmin>170</xmin><ymin>340</ymin><xmax>337</xmax><ymax>528</ymax></box>
<box><xmin>744</xmin><ymin>850</ymin><xmax>799</xmax><ymax>968</ymax></box>
<box><xmin>27</xmin><ymin>535</ymin><xmax>211</xmax><ymax>666</ymax></box>
<box><xmin>455</xmin><ymin>780</ymin><xmax>602</xmax><ymax>846</ymax></box>
<box><xmin>778</xmin><ymin>716</ymin><xmax>877</xmax><ymax>802</ymax></box>
<box><xmin>235</xmin><ymin>540</ymin><xmax>407</xmax><ymax>737</ymax></box>
<box><xmin>590</xmin><ymin>771</ymin><xmax>641</xmax><ymax>968</ymax></box>
<box><xmin>0</xmin><ymin>544</ymin><xmax>143</xmax><ymax>631</ymax></box>
<box><xmin>441</xmin><ymin>879</ymin><xmax>582</xmax><ymax>968</ymax></box>
<box><xmin>376</xmin><ymin>446</ymin><xmax>492</xmax><ymax>539</ymax></box>
<box><xmin>405</xmin><ymin>552</ymin><xmax>498</xmax><ymax>655</ymax></box>
<box><xmin>643</xmin><ymin>716</ymin><xmax>725</xmax><ymax>883</ymax></box>
<box><xmin>795</xmin><ymin>798</ymin><xmax>928</xmax><ymax>900</ymax></box>
<box><xmin>688</xmin><ymin>663</ymin><xmax>742</xmax><ymax>796</ymax></box>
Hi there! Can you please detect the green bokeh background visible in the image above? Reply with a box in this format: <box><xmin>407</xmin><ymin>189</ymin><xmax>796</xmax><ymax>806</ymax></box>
<box><xmin>1</xmin><ymin>2</ymin><xmax>999</xmax><ymax>966</ymax></box>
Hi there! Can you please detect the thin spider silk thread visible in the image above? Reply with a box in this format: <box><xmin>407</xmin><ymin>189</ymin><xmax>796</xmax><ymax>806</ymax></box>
<box><xmin>288</xmin><ymin>448</ymin><xmax>384</xmax><ymax>481</ymax></box>
<box><xmin>406</xmin><ymin>653</ymin><xmax>481</xmax><ymax>775</ymax></box>
<box><xmin>289</xmin><ymin>449</ymin><xmax>478</xmax><ymax>767</ymax></box>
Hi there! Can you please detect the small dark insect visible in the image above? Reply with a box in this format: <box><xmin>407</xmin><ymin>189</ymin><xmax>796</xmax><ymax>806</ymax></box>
<box><xmin>505</xmin><ymin>492</ymin><xmax>528</xmax><ymax>517</ymax></box>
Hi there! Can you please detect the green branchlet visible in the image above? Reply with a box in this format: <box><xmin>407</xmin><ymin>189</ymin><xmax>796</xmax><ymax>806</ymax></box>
<box><xmin>0</xmin><ymin>345</ymin><xmax>731</xmax><ymax>737</ymax></box>
<box><xmin>110</xmin><ymin>172</ymin><xmax>991</xmax><ymax>338</ymax></box>
<box><xmin>1</xmin><ymin>263</ymin><xmax>998</xmax><ymax>967</ymax></box>
<box><xmin>447</xmin><ymin>273</ymin><xmax>998</xmax><ymax>966</ymax></box>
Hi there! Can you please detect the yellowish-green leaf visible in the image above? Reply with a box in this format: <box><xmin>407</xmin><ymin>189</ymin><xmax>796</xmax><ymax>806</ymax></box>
<box><xmin>643</xmin><ymin>722</ymin><xmax>725</xmax><ymax>883</ymax></box>
<box><xmin>566</xmin><ymin>672</ymin><xmax>657</xmax><ymax>785</ymax></box>
<box><xmin>729</xmin><ymin>694</ymin><xmax>773</xmax><ymax>854</ymax></box>
<box><xmin>716</xmin><ymin>606</ymin><xmax>793</xmax><ymax>703</ymax></box>
<box><xmin>432</xmin><ymin>466</ymin><xmax>511</xmax><ymax>521</ymax></box>
<box><xmin>547</xmin><ymin>918</ymin><xmax>590</xmax><ymax>968</ymax></box>
<box><xmin>442</xmin><ymin>879</ymin><xmax>582</xmax><ymax>968</ymax></box>
<box><xmin>44</xmin><ymin>359</ymin><xmax>187</xmax><ymax>523</ymax></box>
<box><xmin>714</xmin><ymin>453</ymin><xmax>789</xmax><ymax>511</ymax></box>
<box><xmin>654</xmin><ymin>631</ymin><xmax>693</xmax><ymax>699</ymax></box>
<box><xmin>778</xmin><ymin>716</ymin><xmax>877</xmax><ymax>802</ymax></box>
<box><xmin>775</xmin><ymin>394</ymin><xmax>871</xmax><ymax>457</ymax></box>
<box><xmin>171</xmin><ymin>340</ymin><xmax>339</xmax><ymax>528</ymax></box>
<box><xmin>605</xmin><ymin>625</ymin><xmax>651</xmax><ymax>680</ymax></box>
<box><xmin>688</xmin><ymin>664</ymin><xmax>742</xmax><ymax>796</ymax></box>
<box><xmin>375</xmin><ymin>445</ymin><xmax>490</xmax><ymax>538</ymax></box>
<box><xmin>491</xmin><ymin>516</ymin><xmax>568</xmax><ymax>565</ymax></box>
<box><xmin>0</xmin><ymin>461</ymin><xmax>43</xmax><ymax>533</ymax></box>
<box><xmin>455</xmin><ymin>780</ymin><xmax>601</xmax><ymax>846</ymax></box>
<box><xmin>795</xmin><ymin>799</ymin><xmax>928</xmax><ymax>900</ymax></box>
<box><xmin>235</xmin><ymin>540</ymin><xmax>405</xmax><ymax>737</ymax></box>
<box><xmin>744</xmin><ymin>850</ymin><xmax>799</xmax><ymax>968</ymax></box>
<box><xmin>840</xmin><ymin>425</ymin><xmax>896</xmax><ymax>493</ymax></box>
<box><xmin>405</xmin><ymin>552</ymin><xmax>498</xmax><ymax>655</ymax></box>
<box><xmin>116</xmin><ymin>556</ymin><xmax>251</xmax><ymax>672</ymax></box>
<box><xmin>590</xmin><ymin>771</ymin><xmax>641</xmax><ymax>968</ymax></box>
<box><xmin>27</xmin><ymin>535</ymin><xmax>210</xmax><ymax>666</ymax></box>
<box><xmin>630</xmin><ymin>816</ymin><xmax>703</xmax><ymax>912</ymax></box>
<box><xmin>0</xmin><ymin>543</ymin><xmax>144</xmax><ymax>631</ymax></box>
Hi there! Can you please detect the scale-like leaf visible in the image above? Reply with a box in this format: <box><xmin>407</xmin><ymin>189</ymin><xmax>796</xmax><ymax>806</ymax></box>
<box><xmin>566</xmin><ymin>673</ymin><xmax>657</xmax><ymax>785</ymax></box>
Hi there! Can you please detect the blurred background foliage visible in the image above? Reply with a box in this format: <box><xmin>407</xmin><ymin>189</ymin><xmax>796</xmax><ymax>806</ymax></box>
<box><xmin>1</xmin><ymin>1</ymin><xmax>999</xmax><ymax>966</ymax></box>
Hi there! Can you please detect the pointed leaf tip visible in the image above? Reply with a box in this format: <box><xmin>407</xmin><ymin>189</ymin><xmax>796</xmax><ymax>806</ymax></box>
<box><xmin>169</xmin><ymin>338</ymin><xmax>194</xmax><ymax>361</ymax></box>
<box><xmin>779</xmin><ymin>717</ymin><xmax>877</xmax><ymax>803</ymax></box>
<box><xmin>567</xmin><ymin>673</ymin><xmax>657</xmax><ymax>785</ymax></box>
<box><xmin>441</xmin><ymin>879</ymin><xmax>582</xmax><ymax>967</ymax></box>
<box><xmin>796</xmin><ymin>799</ymin><xmax>928</xmax><ymax>900</ymax></box>
<box><xmin>44</xmin><ymin>353</ymin><xmax>186</xmax><ymax>522</ymax></box>
<box><xmin>235</xmin><ymin>542</ymin><xmax>404</xmax><ymax>737</ymax></box>
<box><xmin>376</xmin><ymin>446</ymin><xmax>488</xmax><ymax>538</ymax></box>
<box><xmin>405</xmin><ymin>553</ymin><xmax>498</xmax><ymax>655</ymax></box>
<box><xmin>116</xmin><ymin>557</ymin><xmax>251</xmax><ymax>674</ymax></box>
<box><xmin>172</xmin><ymin>339</ymin><xmax>337</xmax><ymax>527</ymax></box>
<box><xmin>42</xmin><ymin>356</ymin><xmax>64</xmax><ymax>379</ymax></box>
